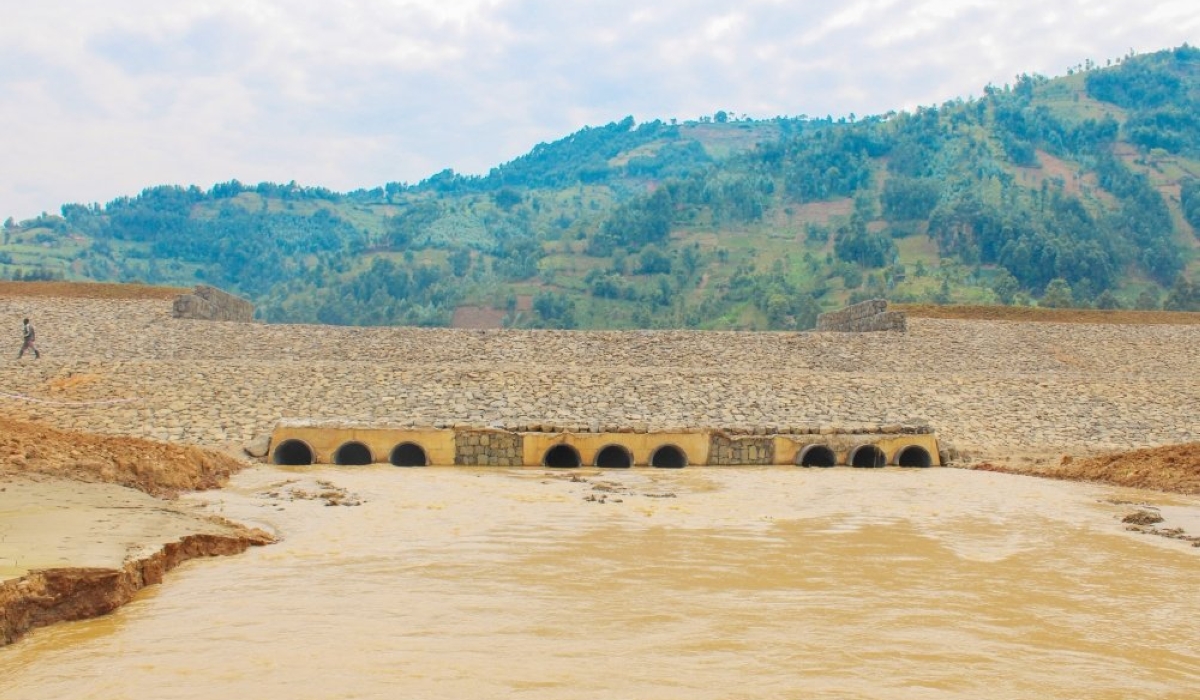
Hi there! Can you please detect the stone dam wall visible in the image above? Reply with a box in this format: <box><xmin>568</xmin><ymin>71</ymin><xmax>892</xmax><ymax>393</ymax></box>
<box><xmin>816</xmin><ymin>299</ymin><xmax>907</xmax><ymax>333</ymax></box>
<box><xmin>172</xmin><ymin>285</ymin><xmax>254</xmax><ymax>322</ymax></box>
<box><xmin>1</xmin><ymin>294</ymin><xmax>1198</xmax><ymax>464</ymax></box>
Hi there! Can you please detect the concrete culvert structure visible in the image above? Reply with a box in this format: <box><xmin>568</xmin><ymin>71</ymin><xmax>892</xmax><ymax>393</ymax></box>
<box><xmin>896</xmin><ymin>445</ymin><xmax>932</xmax><ymax>467</ymax></box>
<box><xmin>594</xmin><ymin>444</ymin><xmax>633</xmax><ymax>468</ymax></box>
<box><xmin>651</xmin><ymin>445</ymin><xmax>687</xmax><ymax>469</ymax></box>
<box><xmin>274</xmin><ymin>439</ymin><xmax>315</xmax><ymax>466</ymax></box>
<box><xmin>334</xmin><ymin>441</ymin><xmax>373</xmax><ymax>466</ymax></box>
<box><xmin>799</xmin><ymin>444</ymin><xmax>838</xmax><ymax>467</ymax></box>
<box><xmin>850</xmin><ymin>445</ymin><xmax>886</xmax><ymax>468</ymax></box>
<box><xmin>390</xmin><ymin>442</ymin><xmax>428</xmax><ymax>467</ymax></box>
<box><xmin>544</xmin><ymin>444</ymin><xmax>582</xmax><ymax>468</ymax></box>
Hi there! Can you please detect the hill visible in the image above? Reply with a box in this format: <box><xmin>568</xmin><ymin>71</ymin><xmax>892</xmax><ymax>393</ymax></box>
<box><xmin>3</xmin><ymin>46</ymin><xmax>1200</xmax><ymax>329</ymax></box>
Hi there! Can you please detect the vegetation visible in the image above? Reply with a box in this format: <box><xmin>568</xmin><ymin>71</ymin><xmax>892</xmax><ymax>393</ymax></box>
<box><xmin>4</xmin><ymin>46</ymin><xmax>1199</xmax><ymax>329</ymax></box>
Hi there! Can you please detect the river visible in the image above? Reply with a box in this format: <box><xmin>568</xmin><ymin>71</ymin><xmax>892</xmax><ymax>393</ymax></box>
<box><xmin>2</xmin><ymin>466</ymin><xmax>1198</xmax><ymax>699</ymax></box>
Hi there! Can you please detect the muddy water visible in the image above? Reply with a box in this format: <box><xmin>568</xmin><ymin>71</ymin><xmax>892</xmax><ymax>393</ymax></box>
<box><xmin>2</xmin><ymin>467</ymin><xmax>1199</xmax><ymax>699</ymax></box>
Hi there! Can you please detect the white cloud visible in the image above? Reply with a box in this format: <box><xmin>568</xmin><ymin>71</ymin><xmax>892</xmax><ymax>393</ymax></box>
<box><xmin>1</xmin><ymin>0</ymin><xmax>1197</xmax><ymax>218</ymax></box>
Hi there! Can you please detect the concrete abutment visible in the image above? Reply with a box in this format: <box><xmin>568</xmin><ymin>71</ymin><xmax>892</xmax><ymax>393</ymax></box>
<box><xmin>267</xmin><ymin>421</ymin><xmax>941</xmax><ymax>469</ymax></box>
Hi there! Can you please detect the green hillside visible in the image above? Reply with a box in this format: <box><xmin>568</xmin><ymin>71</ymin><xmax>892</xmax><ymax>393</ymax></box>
<box><xmin>4</xmin><ymin>46</ymin><xmax>1200</xmax><ymax>328</ymax></box>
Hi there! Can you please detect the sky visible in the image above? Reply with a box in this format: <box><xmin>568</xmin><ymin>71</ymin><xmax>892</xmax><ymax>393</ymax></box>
<box><xmin>1</xmin><ymin>0</ymin><xmax>1196</xmax><ymax>220</ymax></box>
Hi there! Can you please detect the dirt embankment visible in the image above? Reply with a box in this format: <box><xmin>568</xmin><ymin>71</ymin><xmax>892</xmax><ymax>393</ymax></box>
<box><xmin>0</xmin><ymin>416</ymin><xmax>271</xmax><ymax>647</ymax></box>
<box><xmin>975</xmin><ymin>443</ymin><xmax>1200</xmax><ymax>495</ymax></box>
<box><xmin>0</xmin><ymin>532</ymin><xmax>270</xmax><ymax>646</ymax></box>
<box><xmin>899</xmin><ymin>304</ymin><xmax>1200</xmax><ymax>325</ymax></box>
<box><xmin>0</xmin><ymin>281</ymin><xmax>187</xmax><ymax>300</ymax></box>
<box><xmin>0</xmin><ymin>417</ymin><xmax>246</xmax><ymax>497</ymax></box>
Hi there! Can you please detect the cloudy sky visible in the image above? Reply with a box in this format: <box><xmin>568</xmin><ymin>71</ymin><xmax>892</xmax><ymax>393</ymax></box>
<box><xmin>1</xmin><ymin>0</ymin><xmax>1196</xmax><ymax>219</ymax></box>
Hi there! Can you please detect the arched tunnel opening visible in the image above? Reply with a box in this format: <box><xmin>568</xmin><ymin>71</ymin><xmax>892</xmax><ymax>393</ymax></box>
<box><xmin>594</xmin><ymin>444</ymin><xmax>633</xmax><ymax>468</ymax></box>
<box><xmin>896</xmin><ymin>445</ymin><xmax>933</xmax><ymax>468</ymax></box>
<box><xmin>799</xmin><ymin>445</ymin><xmax>838</xmax><ymax>467</ymax></box>
<box><xmin>273</xmin><ymin>439</ymin><xmax>315</xmax><ymax>466</ymax></box>
<box><xmin>334</xmin><ymin>441</ymin><xmax>373</xmax><ymax>466</ymax></box>
<box><xmin>390</xmin><ymin>442</ymin><xmax>428</xmax><ymax>467</ymax></box>
<box><xmin>651</xmin><ymin>445</ymin><xmax>687</xmax><ymax>469</ymax></box>
<box><xmin>850</xmin><ymin>445</ymin><xmax>886</xmax><ymax>468</ymax></box>
<box><xmin>544</xmin><ymin>444</ymin><xmax>582</xmax><ymax>468</ymax></box>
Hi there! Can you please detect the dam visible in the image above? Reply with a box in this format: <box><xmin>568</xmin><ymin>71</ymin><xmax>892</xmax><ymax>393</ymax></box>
<box><xmin>1</xmin><ymin>287</ymin><xmax>1197</xmax><ymax>468</ymax></box>
<box><xmin>3</xmin><ymin>285</ymin><xmax>1200</xmax><ymax>699</ymax></box>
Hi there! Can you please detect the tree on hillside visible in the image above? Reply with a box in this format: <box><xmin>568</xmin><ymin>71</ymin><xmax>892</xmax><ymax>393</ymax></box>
<box><xmin>1163</xmin><ymin>275</ymin><xmax>1200</xmax><ymax>311</ymax></box>
<box><xmin>1181</xmin><ymin>179</ymin><xmax>1200</xmax><ymax>231</ymax></box>
<box><xmin>1094</xmin><ymin>290</ymin><xmax>1122</xmax><ymax>309</ymax></box>
<box><xmin>991</xmin><ymin>268</ymin><xmax>1020</xmax><ymax>304</ymax></box>
<box><xmin>385</xmin><ymin>200</ymin><xmax>442</xmax><ymax>247</ymax></box>
<box><xmin>494</xmin><ymin>188</ymin><xmax>522</xmax><ymax>210</ymax></box>
<box><xmin>532</xmin><ymin>291</ymin><xmax>576</xmax><ymax>329</ymax></box>
<box><xmin>1040</xmin><ymin>278</ymin><xmax>1075</xmax><ymax>308</ymax></box>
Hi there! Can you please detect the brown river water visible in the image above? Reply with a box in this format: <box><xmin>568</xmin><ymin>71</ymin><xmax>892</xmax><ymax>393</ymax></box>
<box><xmin>2</xmin><ymin>466</ymin><xmax>1199</xmax><ymax>699</ymax></box>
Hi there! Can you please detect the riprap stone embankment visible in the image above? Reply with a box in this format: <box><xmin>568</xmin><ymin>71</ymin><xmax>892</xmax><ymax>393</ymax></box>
<box><xmin>1</xmin><ymin>295</ymin><xmax>1197</xmax><ymax>461</ymax></box>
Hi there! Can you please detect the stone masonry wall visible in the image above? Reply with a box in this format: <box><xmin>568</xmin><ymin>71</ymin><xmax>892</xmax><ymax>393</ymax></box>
<box><xmin>172</xmin><ymin>285</ymin><xmax>255</xmax><ymax>322</ymax></box>
<box><xmin>455</xmin><ymin>429</ymin><xmax>523</xmax><ymax>466</ymax></box>
<box><xmin>817</xmin><ymin>299</ymin><xmax>906</xmax><ymax>333</ymax></box>
<box><xmin>710</xmin><ymin>434</ymin><xmax>775</xmax><ymax>465</ymax></box>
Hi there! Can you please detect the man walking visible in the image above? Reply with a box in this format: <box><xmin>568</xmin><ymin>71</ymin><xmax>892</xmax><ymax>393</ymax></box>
<box><xmin>19</xmin><ymin>318</ymin><xmax>39</xmax><ymax>359</ymax></box>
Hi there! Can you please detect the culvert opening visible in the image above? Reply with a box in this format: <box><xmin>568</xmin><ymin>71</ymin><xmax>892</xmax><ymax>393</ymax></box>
<box><xmin>273</xmin><ymin>439</ymin><xmax>315</xmax><ymax>466</ymax></box>
<box><xmin>595</xmin><ymin>444</ymin><xmax>633</xmax><ymax>468</ymax></box>
<box><xmin>544</xmin><ymin>444</ymin><xmax>582</xmax><ymax>468</ymax></box>
<box><xmin>896</xmin><ymin>445</ymin><xmax>932</xmax><ymax>468</ymax></box>
<box><xmin>391</xmin><ymin>442</ymin><xmax>428</xmax><ymax>467</ymax></box>
<box><xmin>799</xmin><ymin>445</ymin><xmax>837</xmax><ymax>467</ymax></box>
<box><xmin>650</xmin><ymin>445</ymin><xmax>687</xmax><ymax>469</ymax></box>
<box><xmin>850</xmin><ymin>445</ymin><xmax>886</xmax><ymax>468</ymax></box>
<box><xmin>334</xmin><ymin>441</ymin><xmax>373</xmax><ymax>466</ymax></box>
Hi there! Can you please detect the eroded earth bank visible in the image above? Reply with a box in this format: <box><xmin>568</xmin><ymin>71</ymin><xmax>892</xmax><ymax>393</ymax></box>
<box><xmin>0</xmin><ymin>417</ymin><xmax>272</xmax><ymax>645</ymax></box>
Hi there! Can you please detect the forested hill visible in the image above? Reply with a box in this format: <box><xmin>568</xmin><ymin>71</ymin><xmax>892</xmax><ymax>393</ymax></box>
<box><xmin>4</xmin><ymin>45</ymin><xmax>1199</xmax><ymax>329</ymax></box>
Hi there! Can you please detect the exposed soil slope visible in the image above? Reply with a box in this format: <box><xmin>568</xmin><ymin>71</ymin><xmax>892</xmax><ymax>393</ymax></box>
<box><xmin>0</xmin><ymin>416</ymin><xmax>246</xmax><ymax>497</ymax></box>
<box><xmin>976</xmin><ymin>443</ymin><xmax>1200</xmax><ymax>495</ymax></box>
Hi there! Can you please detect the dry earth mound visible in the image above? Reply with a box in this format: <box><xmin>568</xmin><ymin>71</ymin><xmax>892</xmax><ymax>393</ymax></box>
<box><xmin>976</xmin><ymin>443</ymin><xmax>1200</xmax><ymax>495</ymax></box>
<box><xmin>0</xmin><ymin>416</ymin><xmax>247</xmax><ymax>497</ymax></box>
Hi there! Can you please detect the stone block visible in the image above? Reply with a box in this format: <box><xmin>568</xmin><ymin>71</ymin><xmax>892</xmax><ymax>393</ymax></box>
<box><xmin>172</xmin><ymin>285</ymin><xmax>254</xmax><ymax>322</ymax></box>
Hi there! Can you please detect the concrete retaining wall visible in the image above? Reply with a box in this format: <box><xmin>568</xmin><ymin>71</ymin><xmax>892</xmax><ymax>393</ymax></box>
<box><xmin>268</xmin><ymin>422</ymin><xmax>941</xmax><ymax>467</ymax></box>
<box><xmin>521</xmin><ymin>431</ymin><xmax>711</xmax><ymax>467</ymax></box>
<box><xmin>267</xmin><ymin>423</ymin><xmax>456</xmax><ymax>465</ymax></box>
